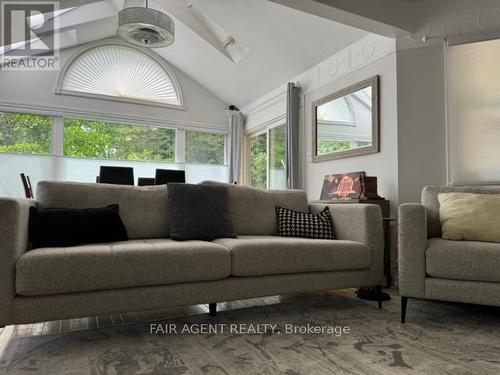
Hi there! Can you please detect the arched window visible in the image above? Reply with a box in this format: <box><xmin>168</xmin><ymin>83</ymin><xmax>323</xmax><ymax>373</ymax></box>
<box><xmin>56</xmin><ymin>43</ymin><xmax>183</xmax><ymax>108</ymax></box>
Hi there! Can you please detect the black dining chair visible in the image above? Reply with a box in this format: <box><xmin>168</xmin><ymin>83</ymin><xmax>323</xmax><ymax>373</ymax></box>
<box><xmin>138</xmin><ymin>177</ymin><xmax>155</xmax><ymax>186</ymax></box>
<box><xmin>98</xmin><ymin>166</ymin><xmax>134</xmax><ymax>185</ymax></box>
<box><xmin>154</xmin><ymin>169</ymin><xmax>186</xmax><ymax>185</ymax></box>
<box><xmin>20</xmin><ymin>173</ymin><xmax>34</xmax><ymax>199</ymax></box>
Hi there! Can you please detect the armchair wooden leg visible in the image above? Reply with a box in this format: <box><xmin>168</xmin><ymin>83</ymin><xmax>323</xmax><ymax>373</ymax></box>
<box><xmin>401</xmin><ymin>297</ymin><xmax>408</xmax><ymax>323</ymax></box>
<box><xmin>209</xmin><ymin>303</ymin><xmax>217</xmax><ymax>317</ymax></box>
<box><xmin>376</xmin><ymin>285</ymin><xmax>383</xmax><ymax>309</ymax></box>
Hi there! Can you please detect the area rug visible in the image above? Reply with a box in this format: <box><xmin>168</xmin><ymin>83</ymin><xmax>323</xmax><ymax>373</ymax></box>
<box><xmin>1</xmin><ymin>293</ymin><xmax>500</xmax><ymax>375</ymax></box>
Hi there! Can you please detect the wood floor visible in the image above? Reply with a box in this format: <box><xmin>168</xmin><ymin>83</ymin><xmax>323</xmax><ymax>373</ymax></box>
<box><xmin>0</xmin><ymin>288</ymin><xmax>357</xmax><ymax>341</ymax></box>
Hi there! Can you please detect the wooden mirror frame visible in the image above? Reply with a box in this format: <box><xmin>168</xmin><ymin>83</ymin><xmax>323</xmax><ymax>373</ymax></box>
<box><xmin>312</xmin><ymin>75</ymin><xmax>379</xmax><ymax>163</ymax></box>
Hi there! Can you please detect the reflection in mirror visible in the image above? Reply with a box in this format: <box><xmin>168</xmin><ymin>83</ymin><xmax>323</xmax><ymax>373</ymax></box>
<box><xmin>313</xmin><ymin>76</ymin><xmax>379</xmax><ymax>162</ymax></box>
<box><xmin>317</xmin><ymin>87</ymin><xmax>372</xmax><ymax>155</ymax></box>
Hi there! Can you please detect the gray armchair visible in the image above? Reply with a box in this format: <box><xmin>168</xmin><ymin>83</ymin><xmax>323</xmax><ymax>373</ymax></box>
<box><xmin>398</xmin><ymin>185</ymin><xmax>500</xmax><ymax>323</ymax></box>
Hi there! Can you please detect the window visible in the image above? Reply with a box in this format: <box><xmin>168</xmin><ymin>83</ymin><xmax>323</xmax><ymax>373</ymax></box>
<box><xmin>249</xmin><ymin>124</ymin><xmax>287</xmax><ymax>190</ymax></box>
<box><xmin>447</xmin><ymin>38</ymin><xmax>500</xmax><ymax>184</ymax></box>
<box><xmin>0</xmin><ymin>112</ymin><xmax>51</xmax><ymax>154</ymax></box>
<box><xmin>185</xmin><ymin>131</ymin><xmax>225</xmax><ymax>165</ymax></box>
<box><xmin>249</xmin><ymin>132</ymin><xmax>267</xmax><ymax>189</ymax></box>
<box><xmin>0</xmin><ymin>111</ymin><xmax>230</xmax><ymax>197</ymax></box>
<box><xmin>64</xmin><ymin>118</ymin><xmax>175</xmax><ymax>162</ymax></box>
<box><xmin>269</xmin><ymin>125</ymin><xmax>287</xmax><ymax>189</ymax></box>
<box><xmin>58</xmin><ymin>44</ymin><xmax>182</xmax><ymax>107</ymax></box>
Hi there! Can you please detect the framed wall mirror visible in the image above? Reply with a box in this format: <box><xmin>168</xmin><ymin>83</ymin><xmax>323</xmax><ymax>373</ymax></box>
<box><xmin>312</xmin><ymin>76</ymin><xmax>379</xmax><ymax>162</ymax></box>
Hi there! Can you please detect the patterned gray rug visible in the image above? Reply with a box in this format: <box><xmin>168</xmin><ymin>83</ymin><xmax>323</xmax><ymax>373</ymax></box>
<box><xmin>1</xmin><ymin>293</ymin><xmax>500</xmax><ymax>375</ymax></box>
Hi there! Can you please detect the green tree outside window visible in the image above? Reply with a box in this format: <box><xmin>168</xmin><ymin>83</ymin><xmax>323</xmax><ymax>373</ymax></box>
<box><xmin>185</xmin><ymin>131</ymin><xmax>225</xmax><ymax>165</ymax></box>
<box><xmin>269</xmin><ymin>125</ymin><xmax>287</xmax><ymax>189</ymax></box>
<box><xmin>64</xmin><ymin>119</ymin><xmax>175</xmax><ymax>162</ymax></box>
<box><xmin>249</xmin><ymin>124</ymin><xmax>287</xmax><ymax>190</ymax></box>
<box><xmin>0</xmin><ymin>112</ymin><xmax>52</xmax><ymax>154</ymax></box>
<box><xmin>249</xmin><ymin>132</ymin><xmax>267</xmax><ymax>189</ymax></box>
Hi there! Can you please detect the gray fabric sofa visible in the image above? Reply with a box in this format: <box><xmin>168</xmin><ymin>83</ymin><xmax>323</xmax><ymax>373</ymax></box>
<box><xmin>398</xmin><ymin>185</ymin><xmax>500</xmax><ymax>323</ymax></box>
<box><xmin>0</xmin><ymin>181</ymin><xmax>384</xmax><ymax>327</ymax></box>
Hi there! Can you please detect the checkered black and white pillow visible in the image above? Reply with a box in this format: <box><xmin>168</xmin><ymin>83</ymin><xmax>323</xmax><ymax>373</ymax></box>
<box><xmin>275</xmin><ymin>206</ymin><xmax>335</xmax><ymax>239</ymax></box>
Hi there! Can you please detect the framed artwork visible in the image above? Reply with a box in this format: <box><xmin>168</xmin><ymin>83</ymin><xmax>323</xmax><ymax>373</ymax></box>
<box><xmin>320</xmin><ymin>172</ymin><xmax>365</xmax><ymax>200</ymax></box>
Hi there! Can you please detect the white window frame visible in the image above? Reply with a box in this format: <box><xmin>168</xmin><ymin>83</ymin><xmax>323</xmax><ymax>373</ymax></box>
<box><xmin>246</xmin><ymin>116</ymin><xmax>286</xmax><ymax>189</ymax></box>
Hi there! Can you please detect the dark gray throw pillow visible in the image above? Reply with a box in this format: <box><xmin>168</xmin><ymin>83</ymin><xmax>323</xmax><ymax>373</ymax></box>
<box><xmin>167</xmin><ymin>183</ymin><xmax>236</xmax><ymax>241</ymax></box>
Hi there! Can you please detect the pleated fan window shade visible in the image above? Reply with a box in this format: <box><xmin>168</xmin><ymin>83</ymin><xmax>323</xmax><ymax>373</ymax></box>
<box><xmin>60</xmin><ymin>45</ymin><xmax>180</xmax><ymax>106</ymax></box>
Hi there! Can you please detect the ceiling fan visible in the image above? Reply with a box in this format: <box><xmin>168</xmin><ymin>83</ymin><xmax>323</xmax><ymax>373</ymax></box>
<box><xmin>117</xmin><ymin>0</ymin><xmax>249</xmax><ymax>62</ymax></box>
<box><xmin>118</xmin><ymin>0</ymin><xmax>175</xmax><ymax>47</ymax></box>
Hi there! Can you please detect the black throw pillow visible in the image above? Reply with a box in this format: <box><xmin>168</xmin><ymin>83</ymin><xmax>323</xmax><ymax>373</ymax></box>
<box><xmin>167</xmin><ymin>183</ymin><xmax>236</xmax><ymax>241</ymax></box>
<box><xmin>276</xmin><ymin>206</ymin><xmax>336</xmax><ymax>239</ymax></box>
<box><xmin>29</xmin><ymin>204</ymin><xmax>128</xmax><ymax>249</ymax></box>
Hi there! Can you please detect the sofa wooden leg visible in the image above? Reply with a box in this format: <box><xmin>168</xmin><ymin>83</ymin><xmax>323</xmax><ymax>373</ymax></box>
<box><xmin>376</xmin><ymin>285</ymin><xmax>383</xmax><ymax>309</ymax></box>
<box><xmin>401</xmin><ymin>297</ymin><xmax>408</xmax><ymax>323</ymax></box>
<box><xmin>209</xmin><ymin>303</ymin><xmax>217</xmax><ymax>317</ymax></box>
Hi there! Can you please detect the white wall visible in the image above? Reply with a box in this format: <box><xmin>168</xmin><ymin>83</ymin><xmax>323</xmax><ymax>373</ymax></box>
<box><xmin>243</xmin><ymin>35</ymin><xmax>450</xmax><ymax>210</ymax></box>
<box><xmin>244</xmin><ymin>34</ymin><xmax>395</xmax><ymax>132</ymax></box>
<box><xmin>396</xmin><ymin>44</ymin><xmax>447</xmax><ymax>203</ymax></box>
<box><xmin>0</xmin><ymin>41</ymin><xmax>228</xmax><ymax>132</ymax></box>
<box><xmin>304</xmin><ymin>53</ymin><xmax>398</xmax><ymax>213</ymax></box>
<box><xmin>243</xmin><ymin>34</ymin><xmax>398</xmax><ymax>211</ymax></box>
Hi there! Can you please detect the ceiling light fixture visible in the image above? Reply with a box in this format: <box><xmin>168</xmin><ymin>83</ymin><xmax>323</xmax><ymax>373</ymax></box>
<box><xmin>118</xmin><ymin>0</ymin><xmax>174</xmax><ymax>48</ymax></box>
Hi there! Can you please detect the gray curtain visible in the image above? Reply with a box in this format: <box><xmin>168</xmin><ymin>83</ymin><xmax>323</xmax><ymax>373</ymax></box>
<box><xmin>286</xmin><ymin>82</ymin><xmax>300</xmax><ymax>189</ymax></box>
<box><xmin>228</xmin><ymin>110</ymin><xmax>244</xmax><ymax>184</ymax></box>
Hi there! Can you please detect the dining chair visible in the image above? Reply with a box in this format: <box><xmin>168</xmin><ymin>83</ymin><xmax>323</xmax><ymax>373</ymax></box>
<box><xmin>154</xmin><ymin>169</ymin><xmax>186</xmax><ymax>185</ymax></box>
<box><xmin>20</xmin><ymin>173</ymin><xmax>34</xmax><ymax>199</ymax></box>
<box><xmin>138</xmin><ymin>177</ymin><xmax>155</xmax><ymax>186</ymax></box>
<box><xmin>98</xmin><ymin>166</ymin><xmax>134</xmax><ymax>185</ymax></box>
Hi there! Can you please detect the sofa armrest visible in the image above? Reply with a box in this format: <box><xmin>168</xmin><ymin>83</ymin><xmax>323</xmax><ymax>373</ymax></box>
<box><xmin>309</xmin><ymin>203</ymin><xmax>384</xmax><ymax>286</ymax></box>
<box><xmin>0</xmin><ymin>198</ymin><xmax>36</xmax><ymax>326</ymax></box>
<box><xmin>398</xmin><ymin>203</ymin><xmax>427</xmax><ymax>298</ymax></box>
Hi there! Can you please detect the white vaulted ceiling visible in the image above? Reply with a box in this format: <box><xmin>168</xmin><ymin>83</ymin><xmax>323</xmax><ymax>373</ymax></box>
<box><xmin>1</xmin><ymin>0</ymin><xmax>367</xmax><ymax>107</ymax></box>
<box><xmin>152</xmin><ymin>0</ymin><xmax>367</xmax><ymax>107</ymax></box>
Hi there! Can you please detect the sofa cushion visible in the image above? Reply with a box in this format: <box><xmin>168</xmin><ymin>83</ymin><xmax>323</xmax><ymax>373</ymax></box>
<box><xmin>426</xmin><ymin>238</ymin><xmax>500</xmax><ymax>283</ymax></box>
<box><xmin>36</xmin><ymin>181</ymin><xmax>169</xmax><ymax>239</ymax></box>
<box><xmin>214</xmin><ymin>236</ymin><xmax>371</xmax><ymax>276</ymax></box>
<box><xmin>16</xmin><ymin>239</ymin><xmax>231</xmax><ymax>296</ymax></box>
<box><xmin>202</xmin><ymin>182</ymin><xmax>308</xmax><ymax>235</ymax></box>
